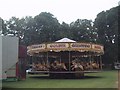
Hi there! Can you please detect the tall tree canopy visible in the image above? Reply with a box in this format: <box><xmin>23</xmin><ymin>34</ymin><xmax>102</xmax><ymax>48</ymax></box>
<box><xmin>1</xmin><ymin>6</ymin><xmax>118</xmax><ymax>64</ymax></box>
<box><xmin>70</xmin><ymin>19</ymin><xmax>98</xmax><ymax>43</ymax></box>
<box><xmin>94</xmin><ymin>6</ymin><xmax>118</xmax><ymax>64</ymax></box>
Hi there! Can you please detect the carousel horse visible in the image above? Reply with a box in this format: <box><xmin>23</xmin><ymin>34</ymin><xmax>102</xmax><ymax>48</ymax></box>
<box><xmin>32</xmin><ymin>63</ymin><xmax>36</xmax><ymax>70</ymax></box>
<box><xmin>71</xmin><ymin>61</ymin><xmax>84</xmax><ymax>77</ymax></box>
<box><xmin>38</xmin><ymin>63</ymin><xmax>43</xmax><ymax>70</ymax></box>
<box><xmin>50</xmin><ymin>60</ymin><xmax>60</xmax><ymax>71</ymax></box>
<box><xmin>45</xmin><ymin>63</ymin><xmax>50</xmax><ymax>70</ymax></box>
<box><xmin>71</xmin><ymin>61</ymin><xmax>84</xmax><ymax>71</ymax></box>
<box><xmin>85</xmin><ymin>63</ymin><xmax>93</xmax><ymax>70</ymax></box>
<box><xmin>91</xmin><ymin>62</ymin><xmax>99</xmax><ymax>69</ymax></box>
<box><xmin>61</xmin><ymin>62</ymin><xmax>67</xmax><ymax>70</ymax></box>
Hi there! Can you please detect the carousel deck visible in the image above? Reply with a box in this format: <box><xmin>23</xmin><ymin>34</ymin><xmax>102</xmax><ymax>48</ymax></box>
<box><xmin>28</xmin><ymin>70</ymin><xmax>101</xmax><ymax>74</ymax></box>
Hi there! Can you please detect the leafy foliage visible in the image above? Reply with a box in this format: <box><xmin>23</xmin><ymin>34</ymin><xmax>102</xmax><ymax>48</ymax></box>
<box><xmin>94</xmin><ymin>6</ymin><xmax>118</xmax><ymax>64</ymax></box>
<box><xmin>1</xmin><ymin>6</ymin><xmax>118</xmax><ymax>64</ymax></box>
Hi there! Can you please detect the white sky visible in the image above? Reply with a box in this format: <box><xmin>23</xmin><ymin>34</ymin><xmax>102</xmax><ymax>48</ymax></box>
<box><xmin>0</xmin><ymin>0</ymin><xmax>119</xmax><ymax>24</ymax></box>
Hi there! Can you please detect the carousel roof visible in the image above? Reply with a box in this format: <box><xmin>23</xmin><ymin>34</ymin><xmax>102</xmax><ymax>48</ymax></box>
<box><xmin>27</xmin><ymin>38</ymin><xmax>104</xmax><ymax>56</ymax></box>
<box><xmin>55</xmin><ymin>38</ymin><xmax>76</xmax><ymax>43</ymax></box>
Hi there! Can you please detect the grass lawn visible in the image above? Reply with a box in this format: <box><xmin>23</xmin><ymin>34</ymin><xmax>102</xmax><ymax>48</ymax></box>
<box><xmin>2</xmin><ymin>70</ymin><xmax>118</xmax><ymax>88</ymax></box>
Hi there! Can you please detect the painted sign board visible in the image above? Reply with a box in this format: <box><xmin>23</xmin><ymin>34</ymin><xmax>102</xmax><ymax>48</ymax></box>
<box><xmin>47</xmin><ymin>43</ymin><xmax>69</xmax><ymax>49</ymax></box>
<box><xmin>30</xmin><ymin>44</ymin><xmax>46</xmax><ymax>50</ymax></box>
<box><xmin>92</xmin><ymin>44</ymin><xmax>104</xmax><ymax>51</ymax></box>
<box><xmin>70</xmin><ymin>43</ymin><xmax>91</xmax><ymax>50</ymax></box>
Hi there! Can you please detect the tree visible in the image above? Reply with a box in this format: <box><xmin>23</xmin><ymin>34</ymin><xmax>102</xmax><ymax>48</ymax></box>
<box><xmin>94</xmin><ymin>6</ymin><xmax>118</xmax><ymax>64</ymax></box>
<box><xmin>33</xmin><ymin>12</ymin><xmax>60</xmax><ymax>43</ymax></box>
<box><xmin>70</xmin><ymin>19</ymin><xmax>98</xmax><ymax>43</ymax></box>
<box><xmin>5</xmin><ymin>17</ymin><xmax>27</xmax><ymax>44</ymax></box>
<box><xmin>3</xmin><ymin>6</ymin><xmax>118</xmax><ymax>65</ymax></box>
<box><xmin>59</xmin><ymin>22</ymin><xmax>71</xmax><ymax>39</ymax></box>
<box><xmin>0</xmin><ymin>17</ymin><xmax>8</xmax><ymax>35</ymax></box>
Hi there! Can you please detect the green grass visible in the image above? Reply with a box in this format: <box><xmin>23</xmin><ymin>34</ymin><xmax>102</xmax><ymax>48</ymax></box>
<box><xmin>2</xmin><ymin>70</ymin><xmax>118</xmax><ymax>88</ymax></box>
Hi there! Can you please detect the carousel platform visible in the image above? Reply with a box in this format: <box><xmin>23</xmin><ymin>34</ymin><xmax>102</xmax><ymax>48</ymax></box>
<box><xmin>28</xmin><ymin>70</ymin><xmax>101</xmax><ymax>74</ymax></box>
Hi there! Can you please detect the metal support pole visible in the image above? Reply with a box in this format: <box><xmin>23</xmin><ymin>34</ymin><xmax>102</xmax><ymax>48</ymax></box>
<box><xmin>69</xmin><ymin>51</ymin><xmax>71</xmax><ymax>71</ymax></box>
<box><xmin>89</xmin><ymin>52</ymin><xmax>92</xmax><ymax>65</ymax></box>
<box><xmin>31</xmin><ymin>56</ymin><xmax>33</xmax><ymax>64</ymax></box>
<box><xmin>60</xmin><ymin>52</ymin><xmax>61</xmax><ymax>63</ymax></box>
<box><xmin>47</xmin><ymin>52</ymin><xmax>48</xmax><ymax>64</ymax></box>
<box><xmin>100</xmin><ymin>55</ymin><xmax>102</xmax><ymax>70</ymax></box>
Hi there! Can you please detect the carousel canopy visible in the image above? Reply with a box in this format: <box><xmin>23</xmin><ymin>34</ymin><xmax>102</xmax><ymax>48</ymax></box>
<box><xmin>55</xmin><ymin>38</ymin><xmax>76</xmax><ymax>43</ymax></box>
<box><xmin>27</xmin><ymin>38</ymin><xmax>104</xmax><ymax>56</ymax></box>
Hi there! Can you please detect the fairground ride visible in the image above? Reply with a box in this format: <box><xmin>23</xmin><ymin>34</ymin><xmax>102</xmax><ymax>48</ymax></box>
<box><xmin>27</xmin><ymin>38</ymin><xmax>104</xmax><ymax>78</ymax></box>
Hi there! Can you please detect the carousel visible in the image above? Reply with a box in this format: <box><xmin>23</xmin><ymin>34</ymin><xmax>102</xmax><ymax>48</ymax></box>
<box><xmin>27</xmin><ymin>38</ymin><xmax>104</xmax><ymax>78</ymax></box>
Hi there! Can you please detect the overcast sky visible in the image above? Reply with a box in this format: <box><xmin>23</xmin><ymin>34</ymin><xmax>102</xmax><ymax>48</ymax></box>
<box><xmin>0</xmin><ymin>0</ymin><xmax>119</xmax><ymax>23</ymax></box>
